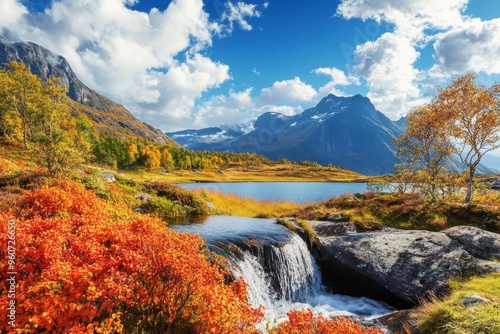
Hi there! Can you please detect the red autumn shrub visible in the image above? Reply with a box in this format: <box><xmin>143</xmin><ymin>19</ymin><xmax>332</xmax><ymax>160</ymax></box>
<box><xmin>19</xmin><ymin>180</ymin><xmax>109</xmax><ymax>221</ymax></box>
<box><xmin>270</xmin><ymin>309</ymin><xmax>383</xmax><ymax>334</ymax></box>
<box><xmin>0</xmin><ymin>180</ymin><xmax>262</xmax><ymax>333</ymax></box>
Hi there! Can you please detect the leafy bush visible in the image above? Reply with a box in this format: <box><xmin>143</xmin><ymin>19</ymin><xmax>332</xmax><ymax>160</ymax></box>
<box><xmin>140</xmin><ymin>196</ymin><xmax>188</xmax><ymax>218</ymax></box>
<box><xmin>0</xmin><ymin>180</ymin><xmax>263</xmax><ymax>333</ymax></box>
<box><xmin>76</xmin><ymin>174</ymin><xmax>114</xmax><ymax>200</ymax></box>
<box><xmin>19</xmin><ymin>180</ymin><xmax>109</xmax><ymax>221</ymax></box>
<box><xmin>146</xmin><ymin>182</ymin><xmax>209</xmax><ymax>215</ymax></box>
<box><xmin>268</xmin><ymin>309</ymin><xmax>383</xmax><ymax>334</ymax></box>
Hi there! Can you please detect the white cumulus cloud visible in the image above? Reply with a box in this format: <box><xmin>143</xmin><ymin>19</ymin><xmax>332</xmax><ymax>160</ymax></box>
<box><xmin>193</xmin><ymin>88</ymin><xmax>257</xmax><ymax>128</ymax></box>
<box><xmin>191</xmin><ymin>78</ymin><xmax>317</xmax><ymax>129</ymax></box>
<box><xmin>336</xmin><ymin>0</ymin><xmax>500</xmax><ymax>120</ymax></box>
<box><xmin>353</xmin><ymin>33</ymin><xmax>421</xmax><ymax>119</ymax></box>
<box><xmin>0</xmin><ymin>0</ymin><xmax>264</xmax><ymax>132</ymax></box>
<box><xmin>0</xmin><ymin>0</ymin><xmax>27</xmax><ymax>28</ymax></box>
<box><xmin>433</xmin><ymin>18</ymin><xmax>500</xmax><ymax>75</ymax></box>
<box><xmin>313</xmin><ymin>67</ymin><xmax>360</xmax><ymax>96</ymax></box>
<box><xmin>259</xmin><ymin>77</ymin><xmax>318</xmax><ymax>105</ymax></box>
<box><xmin>220</xmin><ymin>2</ymin><xmax>261</xmax><ymax>34</ymax></box>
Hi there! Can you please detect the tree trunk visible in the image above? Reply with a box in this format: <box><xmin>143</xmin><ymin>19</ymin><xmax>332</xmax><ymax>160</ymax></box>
<box><xmin>464</xmin><ymin>167</ymin><xmax>475</xmax><ymax>203</ymax></box>
<box><xmin>22</xmin><ymin>118</ymin><xmax>28</xmax><ymax>149</ymax></box>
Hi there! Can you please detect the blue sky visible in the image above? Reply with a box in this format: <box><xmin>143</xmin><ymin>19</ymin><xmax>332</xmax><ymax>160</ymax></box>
<box><xmin>1</xmin><ymin>0</ymin><xmax>500</xmax><ymax>147</ymax></box>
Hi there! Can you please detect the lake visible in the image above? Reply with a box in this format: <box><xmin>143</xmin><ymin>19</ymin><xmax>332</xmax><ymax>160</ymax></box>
<box><xmin>178</xmin><ymin>182</ymin><xmax>368</xmax><ymax>203</ymax></box>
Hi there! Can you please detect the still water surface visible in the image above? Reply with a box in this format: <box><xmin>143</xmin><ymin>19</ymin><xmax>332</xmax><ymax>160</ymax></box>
<box><xmin>178</xmin><ymin>182</ymin><xmax>368</xmax><ymax>203</ymax></box>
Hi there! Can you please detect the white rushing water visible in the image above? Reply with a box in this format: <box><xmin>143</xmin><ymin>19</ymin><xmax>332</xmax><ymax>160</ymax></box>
<box><xmin>169</xmin><ymin>216</ymin><xmax>392</xmax><ymax>328</ymax></box>
<box><xmin>228</xmin><ymin>234</ymin><xmax>391</xmax><ymax>326</ymax></box>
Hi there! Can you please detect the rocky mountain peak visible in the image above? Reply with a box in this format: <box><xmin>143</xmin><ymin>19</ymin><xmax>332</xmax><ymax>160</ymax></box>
<box><xmin>254</xmin><ymin>112</ymin><xmax>290</xmax><ymax>130</ymax></box>
<box><xmin>0</xmin><ymin>38</ymin><xmax>175</xmax><ymax>144</ymax></box>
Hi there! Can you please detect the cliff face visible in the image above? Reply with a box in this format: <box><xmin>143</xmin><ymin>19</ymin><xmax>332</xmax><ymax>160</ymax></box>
<box><xmin>0</xmin><ymin>38</ymin><xmax>176</xmax><ymax>144</ymax></box>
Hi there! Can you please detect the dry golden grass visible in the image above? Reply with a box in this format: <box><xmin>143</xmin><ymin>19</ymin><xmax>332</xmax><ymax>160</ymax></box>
<box><xmin>414</xmin><ymin>273</ymin><xmax>500</xmax><ymax>334</ymax></box>
<box><xmin>122</xmin><ymin>164</ymin><xmax>371</xmax><ymax>183</ymax></box>
<box><xmin>193</xmin><ymin>189</ymin><xmax>302</xmax><ymax>218</ymax></box>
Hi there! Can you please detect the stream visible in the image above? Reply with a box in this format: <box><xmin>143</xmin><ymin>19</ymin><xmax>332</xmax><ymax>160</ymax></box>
<box><xmin>169</xmin><ymin>216</ymin><xmax>392</xmax><ymax>326</ymax></box>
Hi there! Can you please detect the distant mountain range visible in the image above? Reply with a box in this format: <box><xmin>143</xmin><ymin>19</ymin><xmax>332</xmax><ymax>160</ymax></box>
<box><xmin>0</xmin><ymin>36</ymin><xmax>176</xmax><ymax>145</ymax></box>
<box><xmin>1</xmin><ymin>37</ymin><xmax>495</xmax><ymax>176</ymax></box>
<box><xmin>169</xmin><ymin>94</ymin><xmax>404</xmax><ymax>175</ymax></box>
<box><xmin>168</xmin><ymin>94</ymin><xmax>499</xmax><ymax>175</ymax></box>
<box><xmin>168</xmin><ymin>124</ymin><xmax>248</xmax><ymax>152</ymax></box>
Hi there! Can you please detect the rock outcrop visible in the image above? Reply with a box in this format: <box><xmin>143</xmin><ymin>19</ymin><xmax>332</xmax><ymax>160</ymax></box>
<box><xmin>310</xmin><ymin>222</ymin><xmax>500</xmax><ymax>307</ymax></box>
<box><xmin>443</xmin><ymin>225</ymin><xmax>500</xmax><ymax>261</ymax></box>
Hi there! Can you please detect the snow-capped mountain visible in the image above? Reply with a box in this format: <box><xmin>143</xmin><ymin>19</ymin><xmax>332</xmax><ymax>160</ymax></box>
<box><xmin>169</xmin><ymin>94</ymin><xmax>498</xmax><ymax>175</ymax></box>
<box><xmin>167</xmin><ymin>123</ymin><xmax>253</xmax><ymax>151</ymax></box>
<box><xmin>169</xmin><ymin>94</ymin><xmax>403</xmax><ymax>175</ymax></box>
<box><xmin>232</xmin><ymin>94</ymin><xmax>403</xmax><ymax>175</ymax></box>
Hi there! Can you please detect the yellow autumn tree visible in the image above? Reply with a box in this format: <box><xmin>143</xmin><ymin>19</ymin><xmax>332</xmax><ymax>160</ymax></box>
<box><xmin>437</xmin><ymin>73</ymin><xmax>500</xmax><ymax>203</ymax></box>
<box><xmin>31</xmin><ymin>77</ymin><xmax>90</xmax><ymax>174</ymax></box>
<box><xmin>160</xmin><ymin>147</ymin><xmax>175</xmax><ymax>170</ymax></box>
<box><xmin>0</xmin><ymin>61</ymin><xmax>43</xmax><ymax>147</ymax></box>
<box><xmin>127</xmin><ymin>143</ymin><xmax>139</xmax><ymax>166</ymax></box>
<box><xmin>141</xmin><ymin>144</ymin><xmax>161</xmax><ymax>170</ymax></box>
<box><xmin>394</xmin><ymin>101</ymin><xmax>455</xmax><ymax>202</ymax></box>
<box><xmin>0</xmin><ymin>70</ymin><xmax>13</xmax><ymax>139</ymax></box>
<box><xmin>0</xmin><ymin>61</ymin><xmax>91</xmax><ymax>173</ymax></box>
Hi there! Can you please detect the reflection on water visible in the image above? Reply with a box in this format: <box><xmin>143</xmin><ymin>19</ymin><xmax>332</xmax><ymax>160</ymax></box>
<box><xmin>169</xmin><ymin>215</ymin><xmax>291</xmax><ymax>246</ymax></box>
<box><xmin>166</xmin><ymin>215</ymin><xmax>209</xmax><ymax>226</ymax></box>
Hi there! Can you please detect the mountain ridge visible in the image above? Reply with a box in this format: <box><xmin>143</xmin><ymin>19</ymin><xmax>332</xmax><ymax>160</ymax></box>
<box><xmin>169</xmin><ymin>94</ymin><xmax>498</xmax><ymax>175</ymax></box>
<box><xmin>0</xmin><ymin>37</ymin><xmax>176</xmax><ymax>145</ymax></box>
<box><xmin>169</xmin><ymin>94</ymin><xmax>402</xmax><ymax>175</ymax></box>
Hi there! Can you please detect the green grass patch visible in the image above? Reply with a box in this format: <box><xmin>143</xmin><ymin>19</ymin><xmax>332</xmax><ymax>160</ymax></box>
<box><xmin>294</xmin><ymin>192</ymin><xmax>500</xmax><ymax>233</ymax></box>
<box><xmin>415</xmin><ymin>273</ymin><xmax>500</xmax><ymax>334</ymax></box>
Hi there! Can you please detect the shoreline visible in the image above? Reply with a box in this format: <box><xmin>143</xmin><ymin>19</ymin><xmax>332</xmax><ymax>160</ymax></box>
<box><xmin>120</xmin><ymin>164</ymin><xmax>378</xmax><ymax>184</ymax></box>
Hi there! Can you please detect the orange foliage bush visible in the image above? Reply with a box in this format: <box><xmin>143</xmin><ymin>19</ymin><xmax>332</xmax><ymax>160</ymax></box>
<box><xmin>0</xmin><ymin>157</ymin><xmax>25</xmax><ymax>174</ymax></box>
<box><xmin>0</xmin><ymin>180</ymin><xmax>262</xmax><ymax>333</ymax></box>
<box><xmin>18</xmin><ymin>180</ymin><xmax>109</xmax><ymax>221</ymax></box>
<box><xmin>270</xmin><ymin>309</ymin><xmax>383</xmax><ymax>334</ymax></box>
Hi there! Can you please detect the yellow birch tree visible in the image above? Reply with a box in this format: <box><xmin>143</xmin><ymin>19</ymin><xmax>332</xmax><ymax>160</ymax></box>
<box><xmin>437</xmin><ymin>73</ymin><xmax>500</xmax><ymax>203</ymax></box>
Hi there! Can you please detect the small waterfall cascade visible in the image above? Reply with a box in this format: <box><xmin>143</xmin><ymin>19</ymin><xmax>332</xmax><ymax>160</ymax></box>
<box><xmin>229</xmin><ymin>234</ymin><xmax>321</xmax><ymax>308</ymax></box>
<box><xmin>169</xmin><ymin>216</ymin><xmax>391</xmax><ymax>323</ymax></box>
<box><xmin>225</xmin><ymin>233</ymin><xmax>391</xmax><ymax>323</ymax></box>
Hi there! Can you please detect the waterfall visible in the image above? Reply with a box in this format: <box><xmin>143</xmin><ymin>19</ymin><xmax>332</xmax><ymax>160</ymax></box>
<box><xmin>225</xmin><ymin>233</ymin><xmax>391</xmax><ymax>324</ymax></box>
<box><xmin>169</xmin><ymin>216</ymin><xmax>391</xmax><ymax>324</ymax></box>
<box><xmin>229</xmin><ymin>235</ymin><xmax>320</xmax><ymax>314</ymax></box>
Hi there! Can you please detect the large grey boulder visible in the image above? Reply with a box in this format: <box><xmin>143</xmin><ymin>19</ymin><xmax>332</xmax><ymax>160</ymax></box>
<box><xmin>443</xmin><ymin>226</ymin><xmax>500</xmax><ymax>261</ymax></box>
<box><xmin>315</xmin><ymin>229</ymin><xmax>500</xmax><ymax>306</ymax></box>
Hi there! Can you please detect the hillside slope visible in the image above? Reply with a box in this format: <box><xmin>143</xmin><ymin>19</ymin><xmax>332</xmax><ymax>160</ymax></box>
<box><xmin>0</xmin><ymin>37</ymin><xmax>176</xmax><ymax>145</ymax></box>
